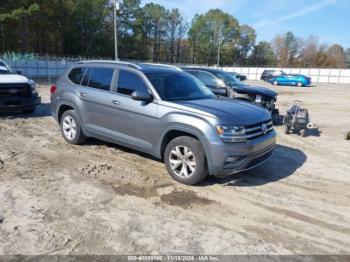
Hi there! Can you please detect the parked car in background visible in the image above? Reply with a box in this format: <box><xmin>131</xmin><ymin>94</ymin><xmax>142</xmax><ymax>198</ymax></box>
<box><xmin>269</xmin><ymin>74</ymin><xmax>311</xmax><ymax>87</ymax></box>
<box><xmin>261</xmin><ymin>70</ymin><xmax>286</xmax><ymax>81</ymax></box>
<box><xmin>230</xmin><ymin>72</ymin><xmax>247</xmax><ymax>81</ymax></box>
<box><xmin>184</xmin><ymin>67</ymin><xmax>279</xmax><ymax>116</ymax></box>
<box><xmin>0</xmin><ymin>59</ymin><xmax>40</xmax><ymax>114</ymax></box>
<box><xmin>184</xmin><ymin>69</ymin><xmax>228</xmax><ymax>96</ymax></box>
<box><xmin>52</xmin><ymin>61</ymin><xmax>276</xmax><ymax>185</ymax></box>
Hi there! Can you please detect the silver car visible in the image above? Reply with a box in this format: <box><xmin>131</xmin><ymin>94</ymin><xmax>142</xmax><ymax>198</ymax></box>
<box><xmin>51</xmin><ymin>61</ymin><xmax>276</xmax><ymax>185</ymax></box>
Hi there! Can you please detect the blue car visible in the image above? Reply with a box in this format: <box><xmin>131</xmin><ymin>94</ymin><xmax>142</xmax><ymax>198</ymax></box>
<box><xmin>269</xmin><ymin>74</ymin><xmax>311</xmax><ymax>87</ymax></box>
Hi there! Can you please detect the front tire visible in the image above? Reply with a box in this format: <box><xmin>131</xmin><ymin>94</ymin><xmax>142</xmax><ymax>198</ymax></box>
<box><xmin>60</xmin><ymin>110</ymin><xmax>86</xmax><ymax>145</ymax></box>
<box><xmin>164</xmin><ymin>136</ymin><xmax>208</xmax><ymax>185</ymax></box>
<box><xmin>297</xmin><ymin>82</ymin><xmax>303</xmax><ymax>87</ymax></box>
<box><xmin>273</xmin><ymin>80</ymin><xmax>279</xmax><ymax>86</ymax></box>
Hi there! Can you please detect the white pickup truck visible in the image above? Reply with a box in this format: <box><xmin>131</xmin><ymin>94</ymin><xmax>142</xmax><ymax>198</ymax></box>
<box><xmin>0</xmin><ymin>59</ymin><xmax>40</xmax><ymax>114</ymax></box>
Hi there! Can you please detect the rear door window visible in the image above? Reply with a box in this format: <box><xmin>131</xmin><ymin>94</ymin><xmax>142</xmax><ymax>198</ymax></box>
<box><xmin>68</xmin><ymin>67</ymin><xmax>86</xmax><ymax>85</ymax></box>
<box><xmin>84</xmin><ymin>68</ymin><xmax>114</xmax><ymax>91</ymax></box>
<box><xmin>117</xmin><ymin>70</ymin><xmax>148</xmax><ymax>96</ymax></box>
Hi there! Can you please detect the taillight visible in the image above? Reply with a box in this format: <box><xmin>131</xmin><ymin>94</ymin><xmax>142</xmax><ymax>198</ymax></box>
<box><xmin>50</xmin><ymin>85</ymin><xmax>57</xmax><ymax>94</ymax></box>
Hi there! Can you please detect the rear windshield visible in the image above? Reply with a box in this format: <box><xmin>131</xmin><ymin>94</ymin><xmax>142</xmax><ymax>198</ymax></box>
<box><xmin>146</xmin><ymin>72</ymin><xmax>215</xmax><ymax>101</ymax></box>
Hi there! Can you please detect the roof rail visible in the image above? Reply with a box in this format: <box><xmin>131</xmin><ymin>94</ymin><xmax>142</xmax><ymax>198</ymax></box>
<box><xmin>140</xmin><ymin>63</ymin><xmax>182</xmax><ymax>71</ymax></box>
<box><xmin>77</xmin><ymin>60</ymin><xmax>141</xmax><ymax>69</ymax></box>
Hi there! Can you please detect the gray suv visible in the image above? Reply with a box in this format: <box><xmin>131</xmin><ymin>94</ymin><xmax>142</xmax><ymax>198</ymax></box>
<box><xmin>51</xmin><ymin>61</ymin><xmax>276</xmax><ymax>185</ymax></box>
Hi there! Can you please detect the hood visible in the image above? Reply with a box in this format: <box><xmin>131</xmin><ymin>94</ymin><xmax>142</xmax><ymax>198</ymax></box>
<box><xmin>0</xmin><ymin>74</ymin><xmax>29</xmax><ymax>84</ymax></box>
<box><xmin>230</xmin><ymin>84</ymin><xmax>278</xmax><ymax>98</ymax></box>
<box><xmin>174</xmin><ymin>98</ymin><xmax>271</xmax><ymax>126</ymax></box>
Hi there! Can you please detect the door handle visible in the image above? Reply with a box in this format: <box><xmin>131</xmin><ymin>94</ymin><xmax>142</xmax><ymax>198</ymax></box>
<box><xmin>79</xmin><ymin>92</ymin><xmax>86</xmax><ymax>97</ymax></box>
<box><xmin>112</xmin><ymin>100</ymin><xmax>120</xmax><ymax>105</ymax></box>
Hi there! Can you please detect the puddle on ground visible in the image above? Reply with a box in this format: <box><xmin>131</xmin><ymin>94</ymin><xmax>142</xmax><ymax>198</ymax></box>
<box><xmin>113</xmin><ymin>183</ymin><xmax>158</xmax><ymax>199</ymax></box>
<box><xmin>113</xmin><ymin>183</ymin><xmax>214</xmax><ymax>209</ymax></box>
<box><xmin>159</xmin><ymin>190</ymin><xmax>214</xmax><ymax>209</ymax></box>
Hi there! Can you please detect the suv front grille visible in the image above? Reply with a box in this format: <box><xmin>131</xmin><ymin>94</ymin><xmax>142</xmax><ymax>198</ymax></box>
<box><xmin>0</xmin><ymin>83</ymin><xmax>31</xmax><ymax>98</ymax></box>
<box><xmin>245</xmin><ymin>120</ymin><xmax>273</xmax><ymax>140</ymax></box>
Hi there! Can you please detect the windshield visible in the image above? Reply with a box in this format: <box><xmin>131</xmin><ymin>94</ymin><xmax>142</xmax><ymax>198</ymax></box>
<box><xmin>212</xmin><ymin>71</ymin><xmax>246</xmax><ymax>86</ymax></box>
<box><xmin>187</xmin><ymin>70</ymin><xmax>225</xmax><ymax>88</ymax></box>
<box><xmin>146</xmin><ymin>72</ymin><xmax>216</xmax><ymax>101</ymax></box>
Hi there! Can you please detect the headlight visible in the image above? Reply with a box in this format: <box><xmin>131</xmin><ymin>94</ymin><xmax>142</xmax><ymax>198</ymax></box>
<box><xmin>216</xmin><ymin>125</ymin><xmax>246</xmax><ymax>143</ymax></box>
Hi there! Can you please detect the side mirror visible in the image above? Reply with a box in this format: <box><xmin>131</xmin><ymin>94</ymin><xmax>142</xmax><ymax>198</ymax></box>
<box><xmin>17</xmin><ymin>71</ymin><xmax>22</xmax><ymax>75</ymax></box>
<box><xmin>212</xmin><ymin>88</ymin><xmax>227</xmax><ymax>97</ymax></box>
<box><xmin>131</xmin><ymin>90</ymin><xmax>153</xmax><ymax>102</ymax></box>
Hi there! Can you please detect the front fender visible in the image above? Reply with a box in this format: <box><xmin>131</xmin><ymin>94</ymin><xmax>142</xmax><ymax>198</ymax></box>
<box><xmin>155</xmin><ymin>113</ymin><xmax>220</xmax><ymax>173</ymax></box>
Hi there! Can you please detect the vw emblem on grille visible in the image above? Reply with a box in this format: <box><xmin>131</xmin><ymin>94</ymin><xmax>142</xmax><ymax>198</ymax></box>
<box><xmin>261</xmin><ymin>123</ymin><xmax>268</xmax><ymax>134</ymax></box>
<box><xmin>8</xmin><ymin>89</ymin><xmax>18</xmax><ymax>94</ymax></box>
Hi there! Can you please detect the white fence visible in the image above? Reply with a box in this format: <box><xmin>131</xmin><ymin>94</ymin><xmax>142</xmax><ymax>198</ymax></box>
<box><xmin>2</xmin><ymin>58</ymin><xmax>350</xmax><ymax>85</ymax></box>
<box><xmin>222</xmin><ymin>67</ymin><xmax>350</xmax><ymax>84</ymax></box>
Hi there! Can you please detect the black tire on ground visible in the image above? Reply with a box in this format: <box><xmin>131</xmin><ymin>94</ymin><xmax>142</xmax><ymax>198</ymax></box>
<box><xmin>60</xmin><ymin>110</ymin><xmax>86</xmax><ymax>145</ymax></box>
<box><xmin>164</xmin><ymin>136</ymin><xmax>208</xmax><ymax>185</ymax></box>
<box><xmin>284</xmin><ymin>124</ymin><xmax>290</xmax><ymax>134</ymax></box>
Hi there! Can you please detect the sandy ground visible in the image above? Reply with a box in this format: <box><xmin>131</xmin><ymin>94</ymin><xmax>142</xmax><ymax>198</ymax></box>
<box><xmin>0</xmin><ymin>81</ymin><xmax>349</xmax><ymax>255</ymax></box>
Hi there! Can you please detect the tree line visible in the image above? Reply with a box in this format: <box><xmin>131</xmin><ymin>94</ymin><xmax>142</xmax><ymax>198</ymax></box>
<box><xmin>1</xmin><ymin>0</ymin><xmax>349</xmax><ymax>68</ymax></box>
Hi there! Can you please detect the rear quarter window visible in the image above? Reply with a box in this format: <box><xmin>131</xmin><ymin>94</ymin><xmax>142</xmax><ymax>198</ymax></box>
<box><xmin>68</xmin><ymin>67</ymin><xmax>86</xmax><ymax>85</ymax></box>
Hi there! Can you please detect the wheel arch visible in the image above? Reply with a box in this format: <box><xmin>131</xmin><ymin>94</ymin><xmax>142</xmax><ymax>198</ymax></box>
<box><xmin>157</xmin><ymin>125</ymin><xmax>214</xmax><ymax>174</ymax></box>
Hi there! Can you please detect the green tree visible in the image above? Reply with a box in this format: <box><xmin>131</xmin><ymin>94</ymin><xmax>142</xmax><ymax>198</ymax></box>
<box><xmin>188</xmin><ymin>9</ymin><xmax>240</xmax><ymax>65</ymax></box>
<box><xmin>250</xmin><ymin>41</ymin><xmax>275</xmax><ymax>66</ymax></box>
<box><xmin>236</xmin><ymin>25</ymin><xmax>256</xmax><ymax>65</ymax></box>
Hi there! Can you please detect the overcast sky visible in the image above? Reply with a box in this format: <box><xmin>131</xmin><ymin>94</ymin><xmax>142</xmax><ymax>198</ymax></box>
<box><xmin>142</xmin><ymin>0</ymin><xmax>350</xmax><ymax>48</ymax></box>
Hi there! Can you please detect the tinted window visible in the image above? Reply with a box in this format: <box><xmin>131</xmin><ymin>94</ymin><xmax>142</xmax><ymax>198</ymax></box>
<box><xmin>196</xmin><ymin>71</ymin><xmax>223</xmax><ymax>87</ymax></box>
<box><xmin>68</xmin><ymin>67</ymin><xmax>86</xmax><ymax>85</ymax></box>
<box><xmin>117</xmin><ymin>70</ymin><xmax>148</xmax><ymax>96</ymax></box>
<box><xmin>87</xmin><ymin>68</ymin><xmax>114</xmax><ymax>91</ymax></box>
<box><xmin>146</xmin><ymin>72</ymin><xmax>215</xmax><ymax>101</ymax></box>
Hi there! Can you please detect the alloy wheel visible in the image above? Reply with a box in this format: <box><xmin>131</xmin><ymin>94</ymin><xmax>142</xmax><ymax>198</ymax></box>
<box><xmin>62</xmin><ymin>115</ymin><xmax>77</xmax><ymax>140</ymax></box>
<box><xmin>169</xmin><ymin>146</ymin><xmax>196</xmax><ymax>178</ymax></box>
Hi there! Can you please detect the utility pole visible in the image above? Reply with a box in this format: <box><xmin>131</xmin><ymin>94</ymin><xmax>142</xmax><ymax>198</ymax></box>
<box><xmin>114</xmin><ymin>0</ymin><xmax>120</xmax><ymax>60</ymax></box>
<box><xmin>217</xmin><ymin>25</ymin><xmax>223</xmax><ymax>67</ymax></box>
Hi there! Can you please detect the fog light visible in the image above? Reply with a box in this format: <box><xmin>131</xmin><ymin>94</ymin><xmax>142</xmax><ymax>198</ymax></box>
<box><xmin>226</xmin><ymin>157</ymin><xmax>240</xmax><ymax>163</ymax></box>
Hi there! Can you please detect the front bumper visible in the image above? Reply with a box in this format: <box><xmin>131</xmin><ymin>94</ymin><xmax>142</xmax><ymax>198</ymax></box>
<box><xmin>208</xmin><ymin>130</ymin><xmax>276</xmax><ymax>177</ymax></box>
<box><xmin>0</xmin><ymin>96</ymin><xmax>41</xmax><ymax>113</ymax></box>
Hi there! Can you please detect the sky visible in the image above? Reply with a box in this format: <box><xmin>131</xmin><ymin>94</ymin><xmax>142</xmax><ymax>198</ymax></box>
<box><xmin>141</xmin><ymin>0</ymin><xmax>350</xmax><ymax>48</ymax></box>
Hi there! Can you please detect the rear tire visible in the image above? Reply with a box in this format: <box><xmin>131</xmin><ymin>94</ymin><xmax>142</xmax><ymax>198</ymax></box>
<box><xmin>164</xmin><ymin>136</ymin><xmax>208</xmax><ymax>185</ymax></box>
<box><xmin>60</xmin><ymin>110</ymin><xmax>86</xmax><ymax>145</ymax></box>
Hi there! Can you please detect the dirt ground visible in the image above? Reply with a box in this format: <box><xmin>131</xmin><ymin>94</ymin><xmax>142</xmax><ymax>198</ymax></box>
<box><xmin>0</xmin><ymin>81</ymin><xmax>349</xmax><ymax>255</ymax></box>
